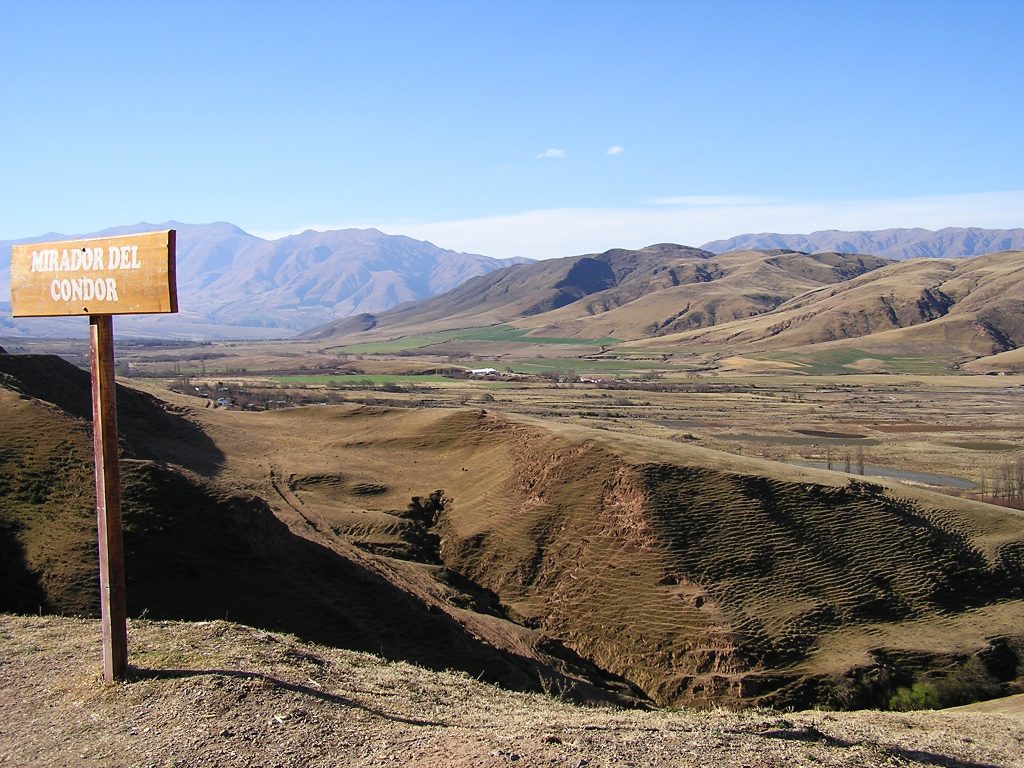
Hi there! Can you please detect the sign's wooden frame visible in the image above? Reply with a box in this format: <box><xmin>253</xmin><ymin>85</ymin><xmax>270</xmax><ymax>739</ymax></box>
<box><xmin>10</xmin><ymin>229</ymin><xmax>177</xmax><ymax>317</ymax></box>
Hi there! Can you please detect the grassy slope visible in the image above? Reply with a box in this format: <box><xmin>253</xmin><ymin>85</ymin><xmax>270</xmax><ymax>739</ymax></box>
<box><xmin>198</xmin><ymin>402</ymin><xmax>1024</xmax><ymax>709</ymax></box>
<box><xmin>514</xmin><ymin>250</ymin><xmax>889</xmax><ymax>341</ymax></box>
<box><xmin>0</xmin><ymin>356</ymin><xmax>641</xmax><ymax>706</ymax></box>
<box><xmin>303</xmin><ymin>245</ymin><xmax>726</xmax><ymax>341</ymax></box>
<box><xmin>306</xmin><ymin>250</ymin><xmax>1023</xmax><ymax>374</ymax></box>
<box><xmin>4</xmin><ymin>354</ymin><xmax>1024</xmax><ymax>710</ymax></box>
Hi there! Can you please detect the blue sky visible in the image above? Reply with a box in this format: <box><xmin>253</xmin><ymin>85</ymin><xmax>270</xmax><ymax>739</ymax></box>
<box><xmin>2</xmin><ymin>0</ymin><xmax>1022</xmax><ymax>258</ymax></box>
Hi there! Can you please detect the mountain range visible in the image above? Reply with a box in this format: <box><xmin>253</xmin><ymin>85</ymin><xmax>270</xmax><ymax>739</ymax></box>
<box><xmin>2</xmin><ymin>224</ymin><xmax>1022</xmax><ymax>343</ymax></box>
<box><xmin>302</xmin><ymin>245</ymin><xmax>887</xmax><ymax>338</ymax></box>
<box><xmin>0</xmin><ymin>222</ymin><xmax>526</xmax><ymax>339</ymax></box>
<box><xmin>702</xmin><ymin>227</ymin><xmax>1024</xmax><ymax>260</ymax></box>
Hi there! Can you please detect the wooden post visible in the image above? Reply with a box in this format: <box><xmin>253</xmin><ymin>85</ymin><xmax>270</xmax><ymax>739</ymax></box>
<box><xmin>89</xmin><ymin>314</ymin><xmax>128</xmax><ymax>682</ymax></box>
<box><xmin>11</xmin><ymin>230</ymin><xmax>176</xmax><ymax>680</ymax></box>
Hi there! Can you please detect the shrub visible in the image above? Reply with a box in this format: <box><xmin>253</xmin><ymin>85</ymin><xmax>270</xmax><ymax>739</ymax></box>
<box><xmin>888</xmin><ymin>682</ymin><xmax>941</xmax><ymax>711</ymax></box>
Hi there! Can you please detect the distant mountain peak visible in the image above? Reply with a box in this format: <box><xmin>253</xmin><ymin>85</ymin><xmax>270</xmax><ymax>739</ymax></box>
<box><xmin>702</xmin><ymin>227</ymin><xmax>1024</xmax><ymax>260</ymax></box>
<box><xmin>1</xmin><ymin>222</ymin><xmax>527</xmax><ymax>339</ymax></box>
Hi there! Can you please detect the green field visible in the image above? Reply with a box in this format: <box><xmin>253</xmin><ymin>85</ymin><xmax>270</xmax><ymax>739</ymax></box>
<box><xmin>332</xmin><ymin>324</ymin><xmax>619</xmax><ymax>353</ymax></box>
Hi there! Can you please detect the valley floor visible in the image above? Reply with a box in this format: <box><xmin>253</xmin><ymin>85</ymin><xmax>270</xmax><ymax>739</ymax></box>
<box><xmin>2</xmin><ymin>615</ymin><xmax>1022</xmax><ymax>768</ymax></box>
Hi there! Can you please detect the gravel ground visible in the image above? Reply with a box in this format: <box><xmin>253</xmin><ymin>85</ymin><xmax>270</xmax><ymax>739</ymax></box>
<box><xmin>2</xmin><ymin>615</ymin><xmax>1022</xmax><ymax>768</ymax></box>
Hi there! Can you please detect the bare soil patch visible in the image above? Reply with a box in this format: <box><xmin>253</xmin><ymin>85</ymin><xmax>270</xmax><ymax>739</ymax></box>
<box><xmin>3</xmin><ymin>615</ymin><xmax>1023</xmax><ymax>768</ymax></box>
<box><xmin>793</xmin><ymin>429</ymin><xmax>868</xmax><ymax>439</ymax></box>
<box><xmin>866</xmin><ymin>424</ymin><xmax>1022</xmax><ymax>434</ymax></box>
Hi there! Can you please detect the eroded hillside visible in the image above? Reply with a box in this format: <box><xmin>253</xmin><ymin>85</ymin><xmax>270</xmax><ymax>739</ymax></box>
<box><xmin>3</xmin><ymin>354</ymin><xmax>1024</xmax><ymax>709</ymax></box>
<box><xmin>0</xmin><ymin>355</ymin><xmax>638</xmax><ymax>706</ymax></box>
<box><xmin>304</xmin><ymin>245</ymin><xmax>889</xmax><ymax>343</ymax></box>
<box><xmin>511</xmin><ymin>250</ymin><xmax>890</xmax><ymax>341</ymax></box>
<box><xmin>234</xmin><ymin>406</ymin><xmax>1024</xmax><ymax>708</ymax></box>
<box><xmin>306</xmin><ymin>247</ymin><xmax>1023</xmax><ymax>372</ymax></box>
<box><xmin>620</xmin><ymin>250</ymin><xmax>1024</xmax><ymax>363</ymax></box>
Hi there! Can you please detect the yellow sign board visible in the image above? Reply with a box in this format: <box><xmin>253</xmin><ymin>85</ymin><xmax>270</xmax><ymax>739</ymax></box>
<box><xmin>10</xmin><ymin>229</ymin><xmax>177</xmax><ymax>317</ymax></box>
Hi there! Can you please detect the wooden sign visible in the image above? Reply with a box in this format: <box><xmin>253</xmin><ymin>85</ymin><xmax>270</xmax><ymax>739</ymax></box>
<box><xmin>8</xmin><ymin>227</ymin><xmax>179</xmax><ymax>683</ymax></box>
<box><xmin>10</xmin><ymin>229</ymin><xmax>177</xmax><ymax>317</ymax></box>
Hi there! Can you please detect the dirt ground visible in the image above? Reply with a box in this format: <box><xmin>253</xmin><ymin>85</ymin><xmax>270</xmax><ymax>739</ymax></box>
<box><xmin>2</xmin><ymin>615</ymin><xmax>1023</xmax><ymax>768</ymax></box>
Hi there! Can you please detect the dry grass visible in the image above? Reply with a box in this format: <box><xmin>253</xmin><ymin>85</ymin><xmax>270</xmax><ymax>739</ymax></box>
<box><xmin>180</xmin><ymin>399</ymin><xmax>1024</xmax><ymax>709</ymax></box>
<box><xmin>4</xmin><ymin>353</ymin><xmax>1024</xmax><ymax>714</ymax></box>
<box><xmin>3</xmin><ymin>614</ymin><xmax>1023</xmax><ymax>768</ymax></box>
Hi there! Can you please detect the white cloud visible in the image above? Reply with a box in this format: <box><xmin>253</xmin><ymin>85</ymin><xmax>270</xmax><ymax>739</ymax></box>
<box><xmin>535</xmin><ymin>148</ymin><xmax>566</xmax><ymax>159</ymax></box>
<box><xmin>607</xmin><ymin>145</ymin><xmax>625</xmax><ymax>155</ymax></box>
<box><xmin>248</xmin><ymin>191</ymin><xmax>1024</xmax><ymax>259</ymax></box>
<box><xmin>370</xmin><ymin>191</ymin><xmax>1024</xmax><ymax>260</ymax></box>
<box><xmin>648</xmin><ymin>195</ymin><xmax>775</xmax><ymax>206</ymax></box>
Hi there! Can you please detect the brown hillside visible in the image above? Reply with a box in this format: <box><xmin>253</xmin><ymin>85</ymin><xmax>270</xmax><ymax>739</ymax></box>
<box><xmin>4</xmin><ymin>355</ymin><xmax>1024</xmax><ymax>710</ymax></box>
<box><xmin>622</xmin><ymin>250</ymin><xmax>1024</xmax><ymax>362</ymax></box>
<box><xmin>0</xmin><ymin>356</ymin><xmax>641</xmax><ymax>706</ymax></box>
<box><xmin>303</xmin><ymin>246</ymin><xmax>889</xmax><ymax>343</ymax></box>
<box><xmin>302</xmin><ymin>246</ymin><xmax>1021</xmax><ymax>370</ymax></box>
<box><xmin>197</xmin><ymin>401</ymin><xmax>1024</xmax><ymax>709</ymax></box>
<box><xmin>515</xmin><ymin>250</ymin><xmax>888</xmax><ymax>340</ymax></box>
<box><xmin>963</xmin><ymin>346</ymin><xmax>1024</xmax><ymax>373</ymax></box>
<box><xmin>300</xmin><ymin>244</ymin><xmax>720</xmax><ymax>340</ymax></box>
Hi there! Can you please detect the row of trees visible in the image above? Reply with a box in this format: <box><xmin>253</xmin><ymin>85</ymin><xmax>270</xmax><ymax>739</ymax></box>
<box><xmin>821</xmin><ymin>449</ymin><xmax>1024</xmax><ymax>509</ymax></box>
<box><xmin>977</xmin><ymin>457</ymin><xmax>1024</xmax><ymax>508</ymax></box>
<box><xmin>824</xmin><ymin>445</ymin><xmax>866</xmax><ymax>475</ymax></box>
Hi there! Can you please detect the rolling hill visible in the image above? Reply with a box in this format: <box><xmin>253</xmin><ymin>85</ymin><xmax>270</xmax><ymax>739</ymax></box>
<box><xmin>0</xmin><ymin>354</ymin><xmax>637</xmax><ymax>704</ymax></box>
<box><xmin>301</xmin><ymin>245</ymin><xmax>890</xmax><ymax>341</ymax></box>
<box><xmin>622</xmin><ymin>249</ymin><xmax>1024</xmax><ymax>364</ymax></box>
<box><xmin>4</xmin><ymin>354</ymin><xmax>1024</xmax><ymax>709</ymax></box>
<box><xmin>0</xmin><ymin>223</ymin><xmax>526</xmax><ymax>339</ymax></box>
<box><xmin>307</xmin><ymin>243</ymin><xmax>1023</xmax><ymax>371</ymax></box>
<box><xmin>511</xmin><ymin>249</ymin><xmax>892</xmax><ymax>342</ymax></box>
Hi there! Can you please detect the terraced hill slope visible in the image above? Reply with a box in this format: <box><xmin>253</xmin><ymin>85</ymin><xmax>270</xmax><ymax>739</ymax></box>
<box><xmin>223</xmin><ymin>405</ymin><xmax>1024</xmax><ymax>708</ymax></box>
<box><xmin>3</xmin><ymin>355</ymin><xmax>1024</xmax><ymax>709</ymax></box>
<box><xmin>0</xmin><ymin>355</ymin><xmax>638</xmax><ymax>705</ymax></box>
